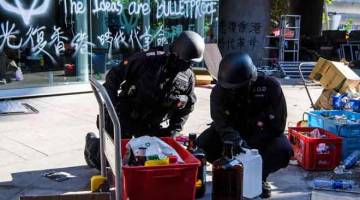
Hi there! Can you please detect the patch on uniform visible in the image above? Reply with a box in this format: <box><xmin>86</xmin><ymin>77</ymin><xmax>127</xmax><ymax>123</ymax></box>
<box><xmin>146</xmin><ymin>51</ymin><xmax>164</xmax><ymax>56</ymax></box>
<box><xmin>255</xmin><ymin>86</ymin><xmax>267</xmax><ymax>92</ymax></box>
<box><xmin>254</xmin><ymin>86</ymin><xmax>266</xmax><ymax>98</ymax></box>
<box><xmin>254</xmin><ymin>94</ymin><xmax>265</xmax><ymax>98</ymax></box>
<box><xmin>123</xmin><ymin>60</ymin><xmax>129</xmax><ymax>65</ymax></box>
<box><xmin>174</xmin><ymin>72</ymin><xmax>189</xmax><ymax>91</ymax></box>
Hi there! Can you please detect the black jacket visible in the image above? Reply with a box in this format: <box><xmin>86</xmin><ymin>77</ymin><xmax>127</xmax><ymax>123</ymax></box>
<box><xmin>103</xmin><ymin>50</ymin><xmax>196</xmax><ymax>137</ymax></box>
<box><xmin>211</xmin><ymin>76</ymin><xmax>287</xmax><ymax>144</ymax></box>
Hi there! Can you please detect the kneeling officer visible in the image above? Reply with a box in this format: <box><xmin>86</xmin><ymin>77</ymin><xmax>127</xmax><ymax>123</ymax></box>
<box><xmin>197</xmin><ymin>52</ymin><xmax>293</xmax><ymax>198</ymax></box>
<box><xmin>85</xmin><ymin>31</ymin><xmax>205</xmax><ymax>170</ymax></box>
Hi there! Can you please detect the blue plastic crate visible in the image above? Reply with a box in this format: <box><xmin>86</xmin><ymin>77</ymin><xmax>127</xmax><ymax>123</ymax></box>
<box><xmin>306</xmin><ymin>110</ymin><xmax>360</xmax><ymax>138</ymax></box>
<box><xmin>342</xmin><ymin>137</ymin><xmax>360</xmax><ymax>158</ymax></box>
<box><xmin>348</xmin><ymin>99</ymin><xmax>360</xmax><ymax>113</ymax></box>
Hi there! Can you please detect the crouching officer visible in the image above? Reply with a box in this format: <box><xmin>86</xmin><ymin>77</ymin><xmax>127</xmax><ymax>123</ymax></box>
<box><xmin>85</xmin><ymin>31</ymin><xmax>205</xmax><ymax>170</ymax></box>
<box><xmin>197</xmin><ymin>52</ymin><xmax>293</xmax><ymax>198</ymax></box>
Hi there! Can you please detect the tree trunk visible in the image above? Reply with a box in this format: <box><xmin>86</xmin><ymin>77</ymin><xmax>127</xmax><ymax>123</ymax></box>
<box><xmin>290</xmin><ymin>0</ymin><xmax>324</xmax><ymax>37</ymax></box>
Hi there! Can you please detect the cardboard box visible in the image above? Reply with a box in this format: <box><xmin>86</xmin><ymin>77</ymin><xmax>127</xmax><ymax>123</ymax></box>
<box><xmin>20</xmin><ymin>192</ymin><xmax>111</xmax><ymax>200</ymax></box>
<box><xmin>314</xmin><ymin>89</ymin><xmax>334</xmax><ymax>110</ymax></box>
<box><xmin>339</xmin><ymin>79</ymin><xmax>360</xmax><ymax>93</ymax></box>
<box><xmin>195</xmin><ymin>74</ymin><xmax>213</xmax><ymax>86</ymax></box>
<box><xmin>309</xmin><ymin>58</ymin><xmax>360</xmax><ymax>92</ymax></box>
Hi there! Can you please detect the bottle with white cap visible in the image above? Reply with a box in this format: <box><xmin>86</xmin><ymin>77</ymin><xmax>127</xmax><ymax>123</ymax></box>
<box><xmin>236</xmin><ymin>148</ymin><xmax>263</xmax><ymax>198</ymax></box>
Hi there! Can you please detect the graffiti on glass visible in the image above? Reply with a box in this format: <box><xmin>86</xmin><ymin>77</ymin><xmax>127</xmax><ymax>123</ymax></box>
<box><xmin>48</xmin><ymin>26</ymin><xmax>69</xmax><ymax>56</ymax></box>
<box><xmin>219</xmin><ymin>20</ymin><xmax>262</xmax><ymax>51</ymax></box>
<box><xmin>0</xmin><ymin>21</ymin><xmax>22</xmax><ymax>51</ymax></box>
<box><xmin>64</xmin><ymin>0</ymin><xmax>218</xmax><ymax>19</ymax></box>
<box><xmin>0</xmin><ymin>21</ymin><xmax>188</xmax><ymax>62</ymax></box>
<box><xmin>0</xmin><ymin>0</ymin><xmax>51</xmax><ymax>25</ymax></box>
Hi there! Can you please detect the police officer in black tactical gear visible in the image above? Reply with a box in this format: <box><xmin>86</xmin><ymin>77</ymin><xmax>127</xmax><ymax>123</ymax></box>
<box><xmin>84</xmin><ymin>31</ymin><xmax>205</xmax><ymax>170</ymax></box>
<box><xmin>196</xmin><ymin>52</ymin><xmax>293</xmax><ymax>199</ymax></box>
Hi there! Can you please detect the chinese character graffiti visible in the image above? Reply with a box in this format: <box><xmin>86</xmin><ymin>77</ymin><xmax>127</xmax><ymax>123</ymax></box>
<box><xmin>71</xmin><ymin>31</ymin><xmax>95</xmax><ymax>56</ymax></box>
<box><xmin>97</xmin><ymin>29</ymin><xmax>114</xmax><ymax>58</ymax></box>
<box><xmin>238</xmin><ymin>21</ymin><xmax>247</xmax><ymax>33</ymax></box>
<box><xmin>0</xmin><ymin>20</ymin><xmax>190</xmax><ymax>65</ymax></box>
<box><xmin>22</xmin><ymin>26</ymin><xmax>56</xmax><ymax>63</ymax></box>
<box><xmin>49</xmin><ymin>26</ymin><xmax>68</xmax><ymax>56</ymax></box>
<box><xmin>249</xmin><ymin>22</ymin><xmax>262</xmax><ymax>34</ymax></box>
<box><xmin>0</xmin><ymin>21</ymin><xmax>22</xmax><ymax>51</ymax></box>
<box><xmin>220</xmin><ymin>20</ymin><xmax>263</xmax><ymax>52</ymax></box>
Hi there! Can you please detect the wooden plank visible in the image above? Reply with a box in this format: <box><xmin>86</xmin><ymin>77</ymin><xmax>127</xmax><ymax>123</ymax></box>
<box><xmin>203</xmin><ymin>43</ymin><xmax>222</xmax><ymax>79</ymax></box>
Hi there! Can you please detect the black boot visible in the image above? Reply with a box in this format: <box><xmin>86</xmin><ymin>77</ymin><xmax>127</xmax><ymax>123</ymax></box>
<box><xmin>84</xmin><ymin>132</ymin><xmax>101</xmax><ymax>170</ymax></box>
<box><xmin>260</xmin><ymin>180</ymin><xmax>271</xmax><ymax>199</ymax></box>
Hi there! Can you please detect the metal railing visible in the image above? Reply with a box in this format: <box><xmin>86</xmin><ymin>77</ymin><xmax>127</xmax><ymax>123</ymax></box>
<box><xmin>90</xmin><ymin>76</ymin><xmax>123</xmax><ymax>200</ymax></box>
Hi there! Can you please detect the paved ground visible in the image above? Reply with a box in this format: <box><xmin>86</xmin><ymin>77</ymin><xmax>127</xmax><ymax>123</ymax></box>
<box><xmin>0</xmin><ymin>83</ymin><xmax>359</xmax><ymax>200</ymax></box>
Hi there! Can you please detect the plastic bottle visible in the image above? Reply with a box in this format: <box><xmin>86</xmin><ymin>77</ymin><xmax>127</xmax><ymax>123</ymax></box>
<box><xmin>313</xmin><ymin>179</ymin><xmax>354</xmax><ymax>190</ymax></box>
<box><xmin>212</xmin><ymin>141</ymin><xmax>243</xmax><ymax>200</ymax></box>
<box><xmin>187</xmin><ymin>133</ymin><xmax>206</xmax><ymax>198</ymax></box>
<box><xmin>236</xmin><ymin>149</ymin><xmax>262</xmax><ymax>198</ymax></box>
<box><xmin>343</xmin><ymin>150</ymin><xmax>360</xmax><ymax>169</ymax></box>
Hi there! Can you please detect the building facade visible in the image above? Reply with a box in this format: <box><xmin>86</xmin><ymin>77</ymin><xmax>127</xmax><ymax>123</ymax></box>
<box><xmin>0</xmin><ymin>0</ymin><xmax>219</xmax><ymax>99</ymax></box>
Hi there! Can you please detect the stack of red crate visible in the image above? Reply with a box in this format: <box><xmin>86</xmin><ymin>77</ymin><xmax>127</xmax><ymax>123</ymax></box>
<box><xmin>288</xmin><ymin>127</ymin><xmax>342</xmax><ymax>170</ymax></box>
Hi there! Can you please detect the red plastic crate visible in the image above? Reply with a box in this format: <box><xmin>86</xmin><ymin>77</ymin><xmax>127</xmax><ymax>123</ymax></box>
<box><xmin>121</xmin><ymin>137</ymin><xmax>200</xmax><ymax>200</ymax></box>
<box><xmin>288</xmin><ymin>127</ymin><xmax>342</xmax><ymax>171</ymax></box>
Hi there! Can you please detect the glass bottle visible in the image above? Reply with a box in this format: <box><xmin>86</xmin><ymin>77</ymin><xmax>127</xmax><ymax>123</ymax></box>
<box><xmin>187</xmin><ymin>133</ymin><xmax>206</xmax><ymax>198</ymax></box>
<box><xmin>212</xmin><ymin>141</ymin><xmax>243</xmax><ymax>200</ymax></box>
<box><xmin>136</xmin><ymin>147</ymin><xmax>147</xmax><ymax>166</ymax></box>
<box><xmin>128</xmin><ymin>148</ymin><xmax>137</xmax><ymax>166</ymax></box>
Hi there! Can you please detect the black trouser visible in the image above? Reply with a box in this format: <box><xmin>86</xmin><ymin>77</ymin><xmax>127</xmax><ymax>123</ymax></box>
<box><xmin>197</xmin><ymin>126</ymin><xmax>293</xmax><ymax>180</ymax></box>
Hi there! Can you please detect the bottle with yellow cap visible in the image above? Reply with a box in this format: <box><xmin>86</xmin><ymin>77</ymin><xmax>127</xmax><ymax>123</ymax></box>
<box><xmin>187</xmin><ymin>133</ymin><xmax>206</xmax><ymax>198</ymax></box>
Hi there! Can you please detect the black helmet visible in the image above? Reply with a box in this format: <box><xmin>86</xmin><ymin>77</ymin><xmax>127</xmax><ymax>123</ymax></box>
<box><xmin>218</xmin><ymin>52</ymin><xmax>257</xmax><ymax>89</ymax></box>
<box><xmin>171</xmin><ymin>31</ymin><xmax>205</xmax><ymax>63</ymax></box>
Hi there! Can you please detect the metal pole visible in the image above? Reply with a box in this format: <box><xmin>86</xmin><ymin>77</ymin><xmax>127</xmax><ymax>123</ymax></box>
<box><xmin>90</xmin><ymin>77</ymin><xmax>122</xmax><ymax>200</ymax></box>
<box><xmin>299</xmin><ymin>62</ymin><xmax>316</xmax><ymax>108</ymax></box>
<box><xmin>99</xmin><ymin>103</ymin><xmax>107</xmax><ymax>177</ymax></box>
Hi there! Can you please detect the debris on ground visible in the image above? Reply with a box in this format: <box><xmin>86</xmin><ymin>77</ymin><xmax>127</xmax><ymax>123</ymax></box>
<box><xmin>42</xmin><ymin>171</ymin><xmax>75</xmax><ymax>182</ymax></box>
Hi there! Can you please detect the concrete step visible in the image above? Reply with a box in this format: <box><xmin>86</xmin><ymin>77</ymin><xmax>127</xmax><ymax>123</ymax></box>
<box><xmin>279</xmin><ymin>62</ymin><xmax>315</xmax><ymax>78</ymax></box>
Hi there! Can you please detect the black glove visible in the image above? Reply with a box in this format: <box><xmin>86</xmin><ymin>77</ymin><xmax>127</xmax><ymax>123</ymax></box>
<box><xmin>234</xmin><ymin>139</ymin><xmax>252</xmax><ymax>154</ymax></box>
<box><xmin>223</xmin><ymin>133</ymin><xmax>249</xmax><ymax>155</ymax></box>
<box><xmin>225</xmin><ymin>137</ymin><xmax>251</xmax><ymax>155</ymax></box>
<box><xmin>240</xmin><ymin>139</ymin><xmax>251</xmax><ymax>149</ymax></box>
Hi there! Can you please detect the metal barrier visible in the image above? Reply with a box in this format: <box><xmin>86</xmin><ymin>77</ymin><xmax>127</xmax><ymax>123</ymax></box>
<box><xmin>90</xmin><ymin>76</ymin><xmax>123</xmax><ymax>200</ymax></box>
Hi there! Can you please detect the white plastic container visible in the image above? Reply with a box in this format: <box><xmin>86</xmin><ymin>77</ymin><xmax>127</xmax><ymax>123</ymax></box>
<box><xmin>236</xmin><ymin>148</ymin><xmax>262</xmax><ymax>198</ymax></box>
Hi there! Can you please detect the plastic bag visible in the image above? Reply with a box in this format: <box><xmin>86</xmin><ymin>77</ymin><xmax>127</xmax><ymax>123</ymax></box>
<box><xmin>310</xmin><ymin>129</ymin><xmax>321</xmax><ymax>138</ymax></box>
<box><xmin>124</xmin><ymin>136</ymin><xmax>184</xmax><ymax>165</ymax></box>
<box><xmin>15</xmin><ymin>67</ymin><xmax>24</xmax><ymax>81</ymax></box>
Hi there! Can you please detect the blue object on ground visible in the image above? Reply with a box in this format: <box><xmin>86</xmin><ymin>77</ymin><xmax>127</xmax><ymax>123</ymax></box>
<box><xmin>307</xmin><ymin>110</ymin><xmax>360</xmax><ymax>158</ymax></box>
<box><xmin>343</xmin><ymin>150</ymin><xmax>360</xmax><ymax>169</ymax></box>
<box><xmin>313</xmin><ymin>179</ymin><xmax>354</xmax><ymax>190</ymax></box>
<box><xmin>332</xmin><ymin>94</ymin><xmax>347</xmax><ymax>110</ymax></box>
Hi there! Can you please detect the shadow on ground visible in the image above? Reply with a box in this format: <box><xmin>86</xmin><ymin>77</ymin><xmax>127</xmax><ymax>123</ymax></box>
<box><xmin>0</xmin><ymin>166</ymin><xmax>97</xmax><ymax>200</ymax></box>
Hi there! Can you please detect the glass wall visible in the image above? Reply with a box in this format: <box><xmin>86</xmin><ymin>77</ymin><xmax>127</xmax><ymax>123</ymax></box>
<box><xmin>0</xmin><ymin>0</ymin><xmax>218</xmax><ymax>94</ymax></box>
